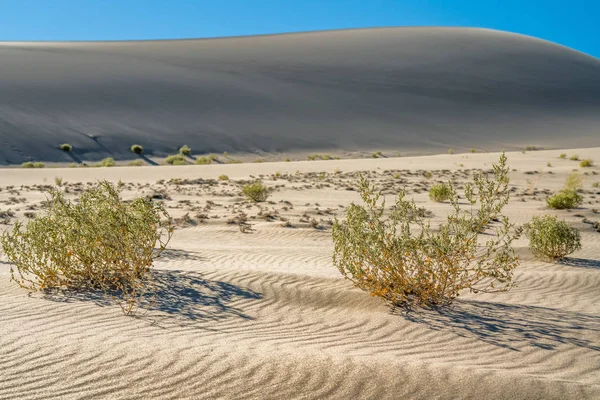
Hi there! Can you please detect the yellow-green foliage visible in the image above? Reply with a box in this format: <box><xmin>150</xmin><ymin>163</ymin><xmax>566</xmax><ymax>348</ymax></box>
<box><xmin>570</xmin><ymin>154</ymin><xmax>579</xmax><ymax>161</ymax></box>
<box><xmin>242</xmin><ymin>181</ymin><xmax>269</xmax><ymax>202</ymax></box>
<box><xmin>565</xmin><ymin>171</ymin><xmax>583</xmax><ymax>190</ymax></box>
<box><xmin>99</xmin><ymin>157</ymin><xmax>115</xmax><ymax>167</ymax></box>
<box><xmin>165</xmin><ymin>155</ymin><xmax>187</xmax><ymax>165</ymax></box>
<box><xmin>59</xmin><ymin>143</ymin><xmax>72</xmax><ymax>152</ymax></box>
<box><xmin>130</xmin><ymin>144</ymin><xmax>144</xmax><ymax>154</ymax></box>
<box><xmin>195</xmin><ymin>156</ymin><xmax>211</xmax><ymax>165</ymax></box>
<box><xmin>332</xmin><ymin>153</ymin><xmax>521</xmax><ymax>307</ymax></box>
<box><xmin>0</xmin><ymin>181</ymin><xmax>173</xmax><ymax>315</ymax></box>
<box><xmin>218</xmin><ymin>174</ymin><xmax>230</xmax><ymax>181</ymax></box>
<box><xmin>546</xmin><ymin>189</ymin><xmax>582</xmax><ymax>209</ymax></box>
<box><xmin>21</xmin><ymin>162</ymin><xmax>45</xmax><ymax>168</ymax></box>
<box><xmin>559</xmin><ymin>153</ymin><xmax>566</xmax><ymax>159</ymax></box>
<box><xmin>178</xmin><ymin>145</ymin><xmax>191</xmax><ymax>156</ymax></box>
<box><xmin>448</xmin><ymin>148</ymin><xmax>454</xmax><ymax>155</ymax></box>
<box><xmin>580</xmin><ymin>159</ymin><xmax>594</xmax><ymax>167</ymax></box>
<box><xmin>429</xmin><ymin>183</ymin><xmax>452</xmax><ymax>202</ymax></box>
<box><xmin>525</xmin><ymin>215</ymin><xmax>581</xmax><ymax>260</ymax></box>
<box><xmin>128</xmin><ymin>160</ymin><xmax>143</xmax><ymax>166</ymax></box>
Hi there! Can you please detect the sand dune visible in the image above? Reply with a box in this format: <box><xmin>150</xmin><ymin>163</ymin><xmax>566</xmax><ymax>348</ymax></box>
<box><xmin>1</xmin><ymin>149</ymin><xmax>599</xmax><ymax>399</ymax></box>
<box><xmin>1</xmin><ymin>27</ymin><xmax>600</xmax><ymax>164</ymax></box>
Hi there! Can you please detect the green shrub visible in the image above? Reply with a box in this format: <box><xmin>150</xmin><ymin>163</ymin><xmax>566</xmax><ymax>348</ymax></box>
<box><xmin>218</xmin><ymin>174</ymin><xmax>229</xmax><ymax>181</ymax></box>
<box><xmin>59</xmin><ymin>143</ymin><xmax>72</xmax><ymax>152</ymax></box>
<box><xmin>0</xmin><ymin>181</ymin><xmax>173</xmax><ymax>315</ymax></box>
<box><xmin>546</xmin><ymin>189</ymin><xmax>583</xmax><ymax>209</ymax></box>
<box><xmin>21</xmin><ymin>161</ymin><xmax>45</xmax><ymax>168</ymax></box>
<box><xmin>559</xmin><ymin>153</ymin><xmax>566</xmax><ymax>159</ymax></box>
<box><xmin>525</xmin><ymin>215</ymin><xmax>581</xmax><ymax>260</ymax></box>
<box><xmin>179</xmin><ymin>145</ymin><xmax>192</xmax><ymax>156</ymax></box>
<box><xmin>570</xmin><ymin>154</ymin><xmax>579</xmax><ymax>161</ymax></box>
<box><xmin>242</xmin><ymin>181</ymin><xmax>269</xmax><ymax>202</ymax></box>
<box><xmin>469</xmin><ymin>148</ymin><xmax>477</xmax><ymax>153</ymax></box>
<box><xmin>165</xmin><ymin>155</ymin><xmax>187</xmax><ymax>165</ymax></box>
<box><xmin>130</xmin><ymin>144</ymin><xmax>144</xmax><ymax>154</ymax></box>
<box><xmin>332</xmin><ymin>153</ymin><xmax>521</xmax><ymax>307</ymax></box>
<box><xmin>195</xmin><ymin>156</ymin><xmax>213</xmax><ymax>165</ymax></box>
<box><xmin>448</xmin><ymin>148</ymin><xmax>454</xmax><ymax>155</ymax></box>
<box><xmin>128</xmin><ymin>160</ymin><xmax>143</xmax><ymax>167</ymax></box>
<box><xmin>429</xmin><ymin>183</ymin><xmax>452</xmax><ymax>202</ymax></box>
<box><xmin>580</xmin><ymin>159</ymin><xmax>594</xmax><ymax>167</ymax></box>
<box><xmin>99</xmin><ymin>157</ymin><xmax>115</xmax><ymax>167</ymax></box>
<box><xmin>565</xmin><ymin>171</ymin><xmax>583</xmax><ymax>190</ymax></box>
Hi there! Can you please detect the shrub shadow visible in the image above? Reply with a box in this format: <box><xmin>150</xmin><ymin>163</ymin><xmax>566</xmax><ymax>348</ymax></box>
<box><xmin>43</xmin><ymin>270</ymin><xmax>262</xmax><ymax>323</ymax></box>
<box><xmin>401</xmin><ymin>300</ymin><xmax>600</xmax><ymax>352</ymax></box>
<box><xmin>558</xmin><ymin>257</ymin><xmax>600</xmax><ymax>270</ymax></box>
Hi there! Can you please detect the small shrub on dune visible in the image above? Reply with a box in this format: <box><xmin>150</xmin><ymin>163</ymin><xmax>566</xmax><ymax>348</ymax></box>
<box><xmin>525</xmin><ymin>215</ymin><xmax>581</xmax><ymax>260</ymax></box>
<box><xmin>546</xmin><ymin>189</ymin><xmax>582</xmax><ymax>209</ymax></box>
<box><xmin>559</xmin><ymin>153</ymin><xmax>566</xmax><ymax>159</ymax></box>
<box><xmin>59</xmin><ymin>143</ymin><xmax>72</xmax><ymax>152</ymax></box>
<box><xmin>0</xmin><ymin>181</ymin><xmax>174</xmax><ymax>315</ymax></box>
<box><xmin>21</xmin><ymin>162</ymin><xmax>45</xmax><ymax>168</ymax></box>
<box><xmin>569</xmin><ymin>154</ymin><xmax>579</xmax><ymax>161</ymax></box>
<box><xmin>448</xmin><ymin>148</ymin><xmax>454</xmax><ymax>155</ymax></box>
<box><xmin>179</xmin><ymin>145</ymin><xmax>192</xmax><ymax>156</ymax></box>
<box><xmin>195</xmin><ymin>156</ymin><xmax>211</xmax><ymax>165</ymax></box>
<box><xmin>165</xmin><ymin>155</ymin><xmax>187</xmax><ymax>165</ymax></box>
<box><xmin>332</xmin><ymin>152</ymin><xmax>521</xmax><ymax>307</ymax></box>
<box><xmin>580</xmin><ymin>159</ymin><xmax>594</xmax><ymax>167</ymax></box>
<box><xmin>429</xmin><ymin>183</ymin><xmax>452</xmax><ymax>202</ymax></box>
<box><xmin>565</xmin><ymin>171</ymin><xmax>583</xmax><ymax>190</ymax></box>
<box><xmin>128</xmin><ymin>160</ymin><xmax>143</xmax><ymax>167</ymax></box>
<box><xmin>218</xmin><ymin>174</ymin><xmax>230</xmax><ymax>181</ymax></box>
<box><xmin>130</xmin><ymin>144</ymin><xmax>144</xmax><ymax>155</ymax></box>
<box><xmin>99</xmin><ymin>157</ymin><xmax>115</xmax><ymax>167</ymax></box>
<box><xmin>242</xmin><ymin>181</ymin><xmax>269</xmax><ymax>202</ymax></box>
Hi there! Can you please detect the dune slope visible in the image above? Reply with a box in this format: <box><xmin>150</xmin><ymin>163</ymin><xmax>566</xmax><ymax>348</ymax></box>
<box><xmin>1</xmin><ymin>27</ymin><xmax>600</xmax><ymax>164</ymax></box>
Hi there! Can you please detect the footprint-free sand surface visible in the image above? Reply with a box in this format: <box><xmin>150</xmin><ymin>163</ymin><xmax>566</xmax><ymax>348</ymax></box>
<box><xmin>1</xmin><ymin>27</ymin><xmax>600</xmax><ymax>165</ymax></box>
<box><xmin>1</xmin><ymin>148</ymin><xmax>599</xmax><ymax>399</ymax></box>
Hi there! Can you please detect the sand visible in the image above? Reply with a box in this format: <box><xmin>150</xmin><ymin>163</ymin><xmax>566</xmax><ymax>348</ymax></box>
<box><xmin>1</xmin><ymin>27</ymin><xmax>600</xmax><ymax>165</ymax></box>
<box><xmin>0</xmin><ymin>148</ymin><xmax>599</xmax><ymax>399</ymax></box>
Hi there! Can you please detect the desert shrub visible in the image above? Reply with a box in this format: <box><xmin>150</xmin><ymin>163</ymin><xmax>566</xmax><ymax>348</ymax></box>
<box><xmin>165</xmin><ymin>155</ymin><xmax>187</xmax><ymax>165</ymax></box>
<box><xmin>0</xmin><ymin>181</ymin><xmax>173</xmax><ymax>315</ymax></box>
<box><xmin>128</xmin><ymin>160</ymin><xmax>143</xmax><ymax>166</ymax></box>
<box><xmin>179</xmin><ymin>145</ymin><xmax>192</xmax><ymax>156</ymax></box>
<box><xmin>565</xmin><ymin>171</ymin><xmax>583</xmax><ymax>190</ymax></box>
<box><xmin>470</xmin><ymin>148</ymin><xmax>477</xmax><ymax>153</ymax></box>
<box><xmin>59</xmin><ymin>143</ymin><xmax>72</xmax><ymax>152</ymax></box>
<box><xmin>130</xmin><ymin>144</ymin><xmax>144</xmax><ymax>154</ymax></box>
<box><xmin>195</xmin><ymin>156</ymin><xmax>211</xmax><ymax>165</ymax></box>
<box><xmin>580</xmin><ymin>159</ymin><xmax>594</xmax><ymax>167</ymax></box>
<box><xmin>448</xmin><ymin>148</ymin><xmax>454</xmax><ymax>155</ymax></box>
<box><xmin>98</xmin><ymin>157</ymin><xmax>115</xmax><ymax>167</ymax></box>
<box><xmin>21</xmin><ymin>162</ymin><xmax>35</xmax><ymax>168</ymax></box>
<box><xmin>34</xmin><ymin>162</ymin><xmax>45</xmax><ymax>168</ymax></box>
<box><xmin>570</xmin><ymin>154</ymin><xmax>579</xmax><ymax>161</ymax></box>
<box><xmin>242</xmin><ymin>181</ymin><xmax>269</xmax><ymax>202</ymax></box>
<box><xmin>332</xmin><ymin>152</ymin><xmax>521</xmax><ymax>307</ymax></box>
<box><xmin>429</xmin><ymin>183</ymin><xmax>452</xmax><ymax>202</ymax></box>
<box><xmin>218</xmin><ymin>174</ymin><xmax>230</xmax><ymax>181</ymax></box>
<box><xmin>559</xmin><ymin>153</ymin><xmax>566</xmax><ymax>159</ymax></box>
<box><xmin>525</xmin><ymin>215</ymin><xmax>581</xmax><ymax>260</ymax></box>
<box><xmin>546</xmin><ymin>189</ymin><xmax>582</xmax><ymax>209</ymax></box>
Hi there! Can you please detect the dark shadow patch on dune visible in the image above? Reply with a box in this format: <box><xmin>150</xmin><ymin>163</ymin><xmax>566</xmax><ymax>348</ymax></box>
<box><xmin>155</xmin><ymin>248</ymin><xmax>205</xmax><ymax>261</ymax></box>
<box><xmin>139</xmin><ymin>154</ymin><xmax>158</xmax><ymax>166</ymax></box>
<box><xmin>401</xmin><ymin>300</ymin><xmax>600</xmax><ymax>352</ymax></box>
<box><xmin>558</xmin><ymin>257</ymin><xmax>600</xmax><ymax>270</ymax></box>
<box><xmin>42</xmin><ymin>269</ymin><xmax>262</xmax><ymax>323</ymax></box>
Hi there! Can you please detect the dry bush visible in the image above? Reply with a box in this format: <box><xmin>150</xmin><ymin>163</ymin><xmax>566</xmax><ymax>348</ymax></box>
<box><xmin>525</xmin><ymin>215</ymin><xmax>581</xmax><ymax>260</ymax></box>
<box><xmin>0</xmin><ymin>181</ymin><xmax>173</xmax><ymax>315</ymax></box>
<box><xmin>332</xmin><ymin>153</ymin><xmax>521</xmax><ymax>307</ymax></box>
<box><xmin>242</xmin><ymin>181</ymin><xmax>269</xmax><ymax>202</ymax></box>
<box><xmin>429</xmin><ymin>183</ymin><xmax>451</xmax><ymax>202</ymax></box>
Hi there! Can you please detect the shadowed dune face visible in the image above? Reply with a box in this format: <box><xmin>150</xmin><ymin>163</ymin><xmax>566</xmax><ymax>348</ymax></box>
<box><xmin>1</xmin><ymin>27</ymin><xmax>600</xmax><ymax>164</ymax></box>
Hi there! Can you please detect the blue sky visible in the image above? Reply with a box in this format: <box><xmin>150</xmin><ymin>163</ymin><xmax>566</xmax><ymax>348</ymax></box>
<box><xmin>0</xmin><ymin>0</ymin><xmax>598</xmax><ymax>58</ymax></box>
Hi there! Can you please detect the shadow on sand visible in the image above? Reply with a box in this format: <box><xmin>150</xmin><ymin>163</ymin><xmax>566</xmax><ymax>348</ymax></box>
<box><xmin>43</xmin><ymin>269</ymin><xmax>262</xmax><ymax>323</ymax></box>
<box><xmin>401</xmin><ymin>299</ymin><xmax>600</xmax><ymax>352</ymax></box>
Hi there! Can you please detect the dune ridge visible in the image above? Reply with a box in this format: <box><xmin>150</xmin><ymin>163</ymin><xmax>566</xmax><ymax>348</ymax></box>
<box><xmin>1</xmin><ymin>27</ymin><xmax>600</xmax><ymax>165</ymax></box>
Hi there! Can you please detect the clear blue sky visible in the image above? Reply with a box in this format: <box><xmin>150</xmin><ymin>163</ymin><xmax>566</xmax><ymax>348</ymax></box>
<box><xmin>1</xmin><ymin>0</ymin><xmax>598</xmax><ymax>58</ymax></box>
